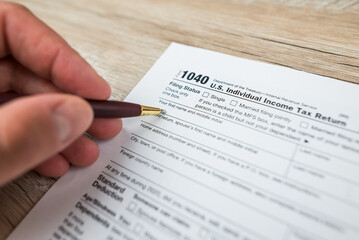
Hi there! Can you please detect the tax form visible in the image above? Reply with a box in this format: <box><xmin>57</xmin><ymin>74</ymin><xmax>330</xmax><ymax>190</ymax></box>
<box><xmin>8</xmin><ymin>43</ymin><xmax>359</xmax><ymax>240</ymax></box>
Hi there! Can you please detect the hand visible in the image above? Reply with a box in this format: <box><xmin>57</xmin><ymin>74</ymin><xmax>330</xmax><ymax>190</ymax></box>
<box><xmin>0</xmin><ymin>2</ymin><xmax>122</xmax><ymax>186</ymax></box>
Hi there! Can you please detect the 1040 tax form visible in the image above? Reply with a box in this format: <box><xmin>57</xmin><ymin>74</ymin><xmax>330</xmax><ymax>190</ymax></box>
<box><xmin>8</xmin><ymin>43</ymin><xmax>359</xmax><ymax>240</ymax></box>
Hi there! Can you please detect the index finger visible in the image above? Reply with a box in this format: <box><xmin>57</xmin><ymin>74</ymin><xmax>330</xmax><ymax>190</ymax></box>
<box><xmin>0</xmin><ymin>2</ymin><xmax>111</xmax><ymax>99</ymax></box>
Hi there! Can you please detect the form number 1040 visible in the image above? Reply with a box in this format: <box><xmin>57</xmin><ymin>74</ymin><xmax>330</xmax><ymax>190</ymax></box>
<box><xmin>180</xmin><ymin>70</ymin><xmax>209</xmax><ymax>84</ymax></box>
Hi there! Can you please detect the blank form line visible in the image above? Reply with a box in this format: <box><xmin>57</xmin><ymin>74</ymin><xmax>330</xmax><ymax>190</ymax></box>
<box><xmin>291</xmin><ymin>161</ymin><xmax>359</xmax><ymax>188</ymax></box>
<box><xmin>284</xmin><ymin>145</ymin><xmax>298</xmax><ymax>178</ymax></box>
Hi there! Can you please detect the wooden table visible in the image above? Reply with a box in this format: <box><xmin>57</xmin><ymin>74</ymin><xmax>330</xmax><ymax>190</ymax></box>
<box><xmin>0</xmin><ymin>0</ymin><xmax>358</xmax><ymax>238</ymax></box>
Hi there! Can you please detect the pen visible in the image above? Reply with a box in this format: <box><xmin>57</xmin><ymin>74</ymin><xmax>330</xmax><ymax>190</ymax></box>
<box><xmin>0</xmin><ymin>92</ymin><xmax>164</xmax><ymax>118</ymax></box>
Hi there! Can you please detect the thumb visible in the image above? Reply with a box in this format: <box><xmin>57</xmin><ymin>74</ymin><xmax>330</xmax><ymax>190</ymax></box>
<box><xmin>0</xmin><ymin>93</ymin><xmax>94</xmax><ymax>185</ymax></box>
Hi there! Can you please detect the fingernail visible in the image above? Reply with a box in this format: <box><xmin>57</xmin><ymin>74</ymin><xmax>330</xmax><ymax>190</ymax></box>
<box><xmin>53</xmin><ymin>98</ymin><xmax>93</xmax><ymax>143</ymax></box>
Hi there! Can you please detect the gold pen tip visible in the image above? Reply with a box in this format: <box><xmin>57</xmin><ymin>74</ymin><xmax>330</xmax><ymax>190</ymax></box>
<box><xmin>140</xmin><ymin>106</ymin><xmax>164</xmax><ymax>116</ymax></box>
<box><xmin>160</xmin><ymin>109</ymin><xmax>166</xmax><ymax>114</ymax></box>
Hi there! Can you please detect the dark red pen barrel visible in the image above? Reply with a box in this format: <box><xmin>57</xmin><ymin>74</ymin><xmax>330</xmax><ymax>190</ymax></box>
<box><xmin>88</xmin><ymin>100</ymin><xmax>142</xmax><ymax>118</ymax></box>
<box><xmin>0</xmin><ymin>92</ymin><xmax>142</xmax><ymax>118</ymax></box>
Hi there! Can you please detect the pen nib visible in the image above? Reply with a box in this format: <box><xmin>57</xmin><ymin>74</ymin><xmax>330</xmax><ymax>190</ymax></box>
<box><xmin>140</xmin><ymin>105</ymin><xmax>163</xmax><ymax>116</ymax></box>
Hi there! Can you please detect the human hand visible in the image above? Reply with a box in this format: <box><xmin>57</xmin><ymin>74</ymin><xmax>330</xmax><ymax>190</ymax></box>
<box><xmin>0</xmin><ymin>2</ymin><xmax>122</xmax><ymax>185</ymax></box>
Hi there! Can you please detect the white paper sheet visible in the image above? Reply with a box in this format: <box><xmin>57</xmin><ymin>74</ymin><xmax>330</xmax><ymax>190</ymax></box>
<box><xmin>8</xmin><ymin>43</ymin><xmax>359</xmax><ymax>240</ymax></box>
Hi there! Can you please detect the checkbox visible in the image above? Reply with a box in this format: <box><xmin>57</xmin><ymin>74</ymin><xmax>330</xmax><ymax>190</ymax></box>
<box><xmin>198</xmin><ymin>228</ymin><xmax>209</xmax><ymax>239</ymax></box>
<box><xmin>202</xmin><ymin>92</ymin><xmax>210</xmax><ymax>98</ymax></box>
<box><xmin>300</xmin><ymin>121</ymin><xmax>309</xmax><ymax>129</ymax></box>
<box><xmin>134</xmin><ymin>223</ymin><xmax>144</xmax><ymax>234</ymax></box>
<box><xmin>127</xmin><ymin>201</ymin><xmax>137</xmax><ymax>212</ymax></box>
<box><xmin>230</xmin><ymin>100</ymin><xmax>238</xmax><ymax>106</ymax></box>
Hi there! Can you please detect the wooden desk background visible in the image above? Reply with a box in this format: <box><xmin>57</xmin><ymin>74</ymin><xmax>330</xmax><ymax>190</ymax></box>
<box><xmin>0</xmin><ymin>0</ymin><xmax>358</xmax><ymax>238</ymax></box>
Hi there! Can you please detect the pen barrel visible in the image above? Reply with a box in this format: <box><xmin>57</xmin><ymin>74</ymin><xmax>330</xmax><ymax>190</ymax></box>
<box><xmin>0</xmin><ymin>92</ymin><xmax>144</xmax><ymax>118</ymax></box>
<box><xmin>88</xmin><ymin>100</ymin><xmax>142</xmax><ymax>118</ymax></box>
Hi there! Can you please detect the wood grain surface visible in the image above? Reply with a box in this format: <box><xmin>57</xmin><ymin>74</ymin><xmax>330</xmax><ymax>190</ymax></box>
<box><xmin>0</xmin><ymin>0</ymin><xmax>358</xmax><ymax>239</ymax></box>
